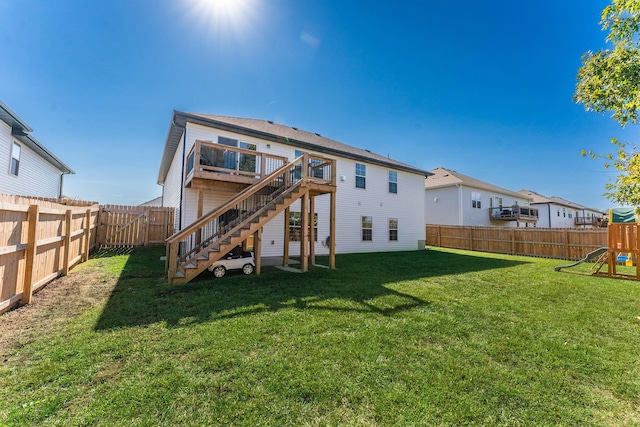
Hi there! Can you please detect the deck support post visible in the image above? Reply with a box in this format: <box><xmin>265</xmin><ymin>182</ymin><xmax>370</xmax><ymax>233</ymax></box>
<box><xmin>300</xmin><ymin>191</ymin><xmax>309</xmax><ymax>272</ymax></box>
<box><xmin>255</xmin><ymin>227</ymin><xmax>262</xmax><ymax>275</ymax></box>
<box><xmin>329</xmin><ymin>190</ymin><xmax>336</xmax><ymax>269</ymax></box>
<box><xmin>309</xmin><ymin>195</ymin><xmax>315</xmax><ymax>266</ymax></box>
<box><xmin>283</xmin><ymin>206</ymin><xmax>290</xmax><ymax>267</ymax></box>
<box><xmin>196</xmin><ymin>190</ymin><xmax>204</xmax><ymax>246</ymax></box>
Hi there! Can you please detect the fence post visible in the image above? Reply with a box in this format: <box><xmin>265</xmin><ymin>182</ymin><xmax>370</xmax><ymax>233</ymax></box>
<box><xmin>470</xmin><ymin>227</ymin><xmax>474</xmax><ymax>251</ymax></box>
<box><xmin>82</xmin><ymin>209</ymin><xmax>91</xmax><ymax>262</ymax></box>
<box><xmin>564</xmin><ymin>229</ymin><xmax>570</xmax><ymax>260</ymax></box>
<box><xmin>21</xmin><ymin>204</ymin><xmax>39</xmax><ymax>304</ymax></box>
<box><xmin>144</xmin><ymin>209</ymin><xmax>150</xmax><ymax>247</ymax></box>
<box><xmin>63</xmin><ymin>209</ymin><xmax>72</xmax><ymax>276</ymax></box>
<box><xmin>96</xmin><ymin>206</ymin><xmax>104</xmax><ymax>247</ymax></box>
<box><xmin>511</xmin><ymin>228</ymin><xmax>515</xmax><ymax>255</ymax></box>
<box><xmin>437</xmin><ymin>225</ymin><xmax>442</xmax><ymax>247</ymax></box>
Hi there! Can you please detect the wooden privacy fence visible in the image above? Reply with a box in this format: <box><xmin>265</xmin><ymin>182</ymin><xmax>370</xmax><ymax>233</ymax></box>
<box><xmin>96</xmin><ymin>205</ymin><xmax>174</xmax><ymax>248</ymax></box>
<box><xmin>426</xmin><ymin>224</ymin><xmax>607</xmax><ymax>261</ymax></box>
<box><xmin>0</xmin><ymin>195</ymin><xmax>100</xmax><ymax>314</ymax></box>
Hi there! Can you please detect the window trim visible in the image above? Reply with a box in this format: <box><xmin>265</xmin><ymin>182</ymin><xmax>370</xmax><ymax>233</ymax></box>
<box><xmin>388</xmin><ymin>218</ymin><xmax>398</xmax><ymax>241</ymax></box>
<box><xmin>10</xmin><ymin>141</ymin><xmax>20</xmax><ymax>177</ymax></box>
<box><xmin>471</xmin><ymin>191</ymin><xmax>482</xmax><ymax>209</ymax></box>
<box><xmin>388</xmin><ymin>170</ymin><xmax>398</xmax><ymax>194</ymax></box>
<box><xmin>355</xmin><ymin>163</ymin><xmax>366</xmax><ymax>189</ymax></box>
<box><xmin>361</xmin><ymin>215</ymin><xmax>372</xmax><ymax>241</ymax></box>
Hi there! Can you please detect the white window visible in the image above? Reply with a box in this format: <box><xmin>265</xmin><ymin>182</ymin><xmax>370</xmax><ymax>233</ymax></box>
<box><xmin>389</xmin><ymin>218</ymin><xmax>398</xmax><ymax>241</ymax></box>
<box><xmin>471</xmin><ymin>191</ymin><xmax>481</xmax><ymax>209</ymax></box>
<box><xmin>289</xmin><ymin>211</ymin><xmax>318</xmax><ymax>242</ymax></box>
<box><xmin>355</xmin><ymin>163</ymin><xmax>366</xmax><ymax>189</ymax></box>
<box><xmin>362</xmin><ymin>216</ymin><xmax>372</xmax><ymax>241</ymax></box>
<box><xmin>217</xmin><ymin>136</ymin><xmax>257</xmax><ymax>172</ymax></box>
<box><xmin>388</xmin><ymin>171</ymin><xmax>397</xmax><ymax>194</ymax></box>
<box><xmin>10</xmin><ymin>141</ymin><xmax>20</xmax><ymax>176</ymax></box>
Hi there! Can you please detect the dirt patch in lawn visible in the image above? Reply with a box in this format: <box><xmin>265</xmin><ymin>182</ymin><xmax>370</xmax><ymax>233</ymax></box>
<box><xmin>0</xmin><ymin>259</ymin><xmax>118</xmax><ymax>362</ymax></box>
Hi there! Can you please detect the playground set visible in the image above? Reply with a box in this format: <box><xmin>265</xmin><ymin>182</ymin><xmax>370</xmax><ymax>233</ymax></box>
<box><xmin>555</xmin><ymin>208</ymin><xmax>640</xmax><ymax>280</ymax></box>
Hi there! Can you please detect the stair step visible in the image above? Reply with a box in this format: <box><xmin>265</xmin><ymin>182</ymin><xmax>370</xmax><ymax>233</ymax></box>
<box><xmin>185</xmin><ymin>263</ymin><xmax>197</xmax><ymax>269</ymax></box>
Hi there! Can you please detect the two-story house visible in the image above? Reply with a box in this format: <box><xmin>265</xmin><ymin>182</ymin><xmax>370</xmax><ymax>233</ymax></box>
<box><xmin>518</xmin><ymin>190</ymin><xmax>607</xmax><ymax>228</ymax></box>
<box><xmin>425</xmin><ymin>167</ymin><xmax>538</xmax><ymax>227</ymax></box>
<box><xmin>0</xmin><ymin>101</ymin><xmax>73</xmax><ymax>198</ymax></box>
<box><xmin>158</xmin><ymin>111</ymin><xmax>430</xmax><ymax>284</ymax></box>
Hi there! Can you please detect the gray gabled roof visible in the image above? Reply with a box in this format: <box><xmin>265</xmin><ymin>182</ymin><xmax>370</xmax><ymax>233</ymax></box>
<box><xmin>518</xmin><ymin>190</ymin><xmax>605</xmax><ymax>214</ymax></box>
<box><xmin>0</xmin><ymin>101</ymin><xmax>74</xmax><ymax>174</ymax></box>
<box><xmin>158</xmin><ymin>111</ymin><xmax>430</xmax><ymax>184</ymax></box>
<box><xmin>425</xmin><ymin>167</ymin><xmax>532</xmax><ymax>201</ymax></box>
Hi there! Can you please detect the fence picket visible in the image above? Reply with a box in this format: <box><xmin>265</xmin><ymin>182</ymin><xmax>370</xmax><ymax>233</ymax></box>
<box><xmin>0</xmin><ymin>194</ymin><xmax>173</xmax><ymax>315</ymax></box>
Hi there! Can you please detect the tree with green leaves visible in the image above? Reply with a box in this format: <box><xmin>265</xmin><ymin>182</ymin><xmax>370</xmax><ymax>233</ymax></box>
<box><xmin>575</xmin><ymin>0</ymin><xmax>640</xmax><ymax>206</ymax></box>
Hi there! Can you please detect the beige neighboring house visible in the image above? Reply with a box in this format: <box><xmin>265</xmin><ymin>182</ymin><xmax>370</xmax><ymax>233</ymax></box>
<box><xmin>425</xmin><ymin>167</ymin><xmax>538</xmax><ymax>227</ymax></box>
<box><xmin>517</xmin><ymin>190</ymin><xmax>607</xmax><ymax>228</ymax></box>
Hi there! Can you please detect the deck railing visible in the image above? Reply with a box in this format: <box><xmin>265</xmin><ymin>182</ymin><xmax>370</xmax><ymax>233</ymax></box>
<box><xmin>490</xmin><ymin>206</ymin><xmax>539</xmax><ymax>222</ymax></box>
<box><xmin>185</xmin><ymin>140</ymin><xmax>288</xmax><ymax>184</ymax></box>
<box><xmin>575</xmin><ymin>216</ymin><xmax>607</xmax><ymax>227</ymax></box>
<box><xmin>167</xmin><ymin>153</ymin><xmax>335</xmax><ymax>279</ymax></box>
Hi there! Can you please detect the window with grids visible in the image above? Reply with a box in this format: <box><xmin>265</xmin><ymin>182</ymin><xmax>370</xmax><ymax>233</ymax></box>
<box><xmin>388</xmin><ymin>218</ymin><xmax>398</xmax><ymax>241</ymax></box>
<box><xmin>388</xmin><ymin>171</ymin><xmax>397</xmax><ymax>194</ymax></box>
<box><xmin>289</xmin><ymin>211</ymin><xmax>318</xmax><ymax>241</ymax></box>
<box><xmin>355</xmin><ymin>163</ymin><xmax>366</xmax><ymax>189</ymax></box>
<box><xmin>362</xmin><ymin>216</ymin><xmax>372</xmax><ymax>241</ymax></box>
<box><xmin>471</xmin><ymin>191</ymin><xmax>481</xmax><ymax>209</ymax></box>
<box><xmin>10</xmin><ymin>142</ymin><xmax>20</xmax><ymax>176</ymax></box>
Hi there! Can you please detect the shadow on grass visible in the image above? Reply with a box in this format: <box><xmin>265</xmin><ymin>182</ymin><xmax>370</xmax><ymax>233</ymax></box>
<box><xmin>94</xmin><ymin>248</ymin><xmax>529</xmax><ymax>331</ymax></box>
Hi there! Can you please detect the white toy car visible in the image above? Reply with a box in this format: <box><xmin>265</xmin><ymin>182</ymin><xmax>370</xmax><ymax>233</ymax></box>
<box><xmin>208</xmin><ymin>248</ymin><xmax>255</xmax><ymax>278</ymax></box>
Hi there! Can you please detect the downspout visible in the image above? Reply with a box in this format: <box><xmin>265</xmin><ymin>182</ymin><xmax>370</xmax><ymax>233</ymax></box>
<box><xmin>457</xmin><ymin>184</ymin><xmax>463</xmax><ymax>226</ymax></box>
<box><xmin>548</xmin><ymin>203</ymin><xmax>552</xmax><ymax>228</ymax></box>
<box><xmin>59</xmin><ymin>173</ymin><xmax>64</xmax><ymax>199</ymax></box>
<box><xmin>174</xmin><ymin>119</ymin><xmax>187</xmax><ymax>231</ymax></box>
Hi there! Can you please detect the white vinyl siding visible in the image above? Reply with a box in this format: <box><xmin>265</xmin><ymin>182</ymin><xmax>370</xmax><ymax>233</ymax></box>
<box><xmin>0</xmin><ymin>121</ymin><xmax>62</xmax><ymax>198</ymax></box>
<box><xmin>165</xmin><ymin>122</ymin><xmax>427</xmax><ymax>257</ymax></box>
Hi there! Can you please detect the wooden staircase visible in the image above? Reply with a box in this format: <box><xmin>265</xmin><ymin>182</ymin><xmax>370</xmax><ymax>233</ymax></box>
<box><xmin>166</xmin><ymin>153</ymin><xmax>336</xmax><ymax>284</ymax></box>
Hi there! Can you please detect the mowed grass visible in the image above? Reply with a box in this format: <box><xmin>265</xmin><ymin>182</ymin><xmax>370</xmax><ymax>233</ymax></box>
<box><xmin>1</xmin><ymin>247</ymin><xmax>639</xmax><ymax>426</ymax></box>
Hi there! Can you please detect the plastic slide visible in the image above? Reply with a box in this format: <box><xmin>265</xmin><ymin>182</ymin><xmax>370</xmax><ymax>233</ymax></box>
<box><xmin>554</xmin><ymin>247</ymin><xmax>609</xmax><ymax>272</ymax></box>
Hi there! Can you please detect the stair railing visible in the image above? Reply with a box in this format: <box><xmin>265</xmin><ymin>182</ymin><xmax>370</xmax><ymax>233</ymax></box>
<box><xmin>167</xmin><ymin>154</ymin><xmax>311</xmax><ymax>279</ymax></box>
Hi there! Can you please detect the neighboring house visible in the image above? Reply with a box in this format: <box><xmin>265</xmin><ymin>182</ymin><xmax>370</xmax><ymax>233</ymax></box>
<box><xmin>0</xmin><ymin>101</ymin><xmax>73</xmax><ymax>198</ymax></box>
<box><xmin>139</xmin><ymin>196</ymin><xmax>162</xmax><ymax>207</ymax></box>
<box><xmin>158</xmin><ymin>111</ymin><xmax>429</xmax><ymax>284</ymax></box>
<box><xmin>518</xmin><ymin>190</ymin><xmax>607</xmax><ymax>228</ymax></box>
<box><xmin>425</xmin><ymin>167</ymin><xmax>538</xmax><ymax>227</ymax></box>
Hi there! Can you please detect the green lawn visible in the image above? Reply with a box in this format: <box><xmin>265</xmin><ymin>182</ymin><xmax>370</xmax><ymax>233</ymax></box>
<box><xmin>1</xmin><ymin>247</ymin><xmax>639</xmax><ymax>426</ymax></box>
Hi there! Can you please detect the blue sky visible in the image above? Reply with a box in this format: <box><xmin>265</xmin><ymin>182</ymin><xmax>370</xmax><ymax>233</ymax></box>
<box><xmin>0</xmin><ymin>0</ymin><xmax>635</xmax><ymax>209</ymax></box>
